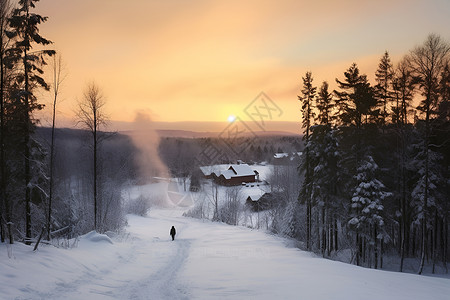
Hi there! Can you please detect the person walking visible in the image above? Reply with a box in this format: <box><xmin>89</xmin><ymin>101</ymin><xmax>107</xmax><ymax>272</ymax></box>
<box><xmin>170</xmin><ymin>226</ymin><xmax>176</xmax><ymax>241</ymax></box>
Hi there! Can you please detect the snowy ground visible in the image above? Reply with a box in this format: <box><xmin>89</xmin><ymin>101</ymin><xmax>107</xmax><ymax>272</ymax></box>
<box><xmin>1</xmin><ymin>207</ymin><xmax>450</xmax><ymax>300</ymax></box>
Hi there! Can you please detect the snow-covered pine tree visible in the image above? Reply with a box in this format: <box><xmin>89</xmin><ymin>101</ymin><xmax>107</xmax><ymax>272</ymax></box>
<box><xmin>6</xmin><ymin>0</ymin><xmax>55</xmax><ymax>244</ymax></box>
<box><xmin>390</xmin><ymin>57</ymin><xmax>416</xmax><ymax>272</ymax></box>
<box><xmin>348</xmin><ymin>155</ymin><xmax>391</xmax><ymax>268</ymax></box>
<box><xmin>410</xmin><ymin>130</ymin><xmax>446</xmax><ymax>274</ymax></box>
<box><xmin>308</xmin><ymin>81</ymin><xmax>342</xmax><ymax>256</ymax></box>
<box><xmin>309</xmin><ymin>125</ymin><xmax>340</xmax><ymax>256</ymax></box>
<box><xmin>408</xmin><ymin>34</ymin><xmax>450</xmax><ymax>274</ymax></box>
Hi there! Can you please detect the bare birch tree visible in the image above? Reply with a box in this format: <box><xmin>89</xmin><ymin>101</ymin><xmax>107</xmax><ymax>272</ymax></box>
<box><xmin>47</xmin><ymin>54</ymin><xmax>66</xmax><ymax>240</ymax></box>
<box><xmin>76</xmin><ymin>82</ymin><xmax>107</xmax><ymax>231</ymax></box>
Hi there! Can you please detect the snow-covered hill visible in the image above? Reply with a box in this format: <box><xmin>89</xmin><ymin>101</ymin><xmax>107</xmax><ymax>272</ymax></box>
<box><xmin>1</xmin><ymin>208</ymin><xmax>449</xmax><ymax>300</ymax></box>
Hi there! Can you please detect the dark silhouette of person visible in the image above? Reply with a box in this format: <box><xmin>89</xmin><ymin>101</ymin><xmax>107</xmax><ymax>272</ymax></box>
<box><xmin>170</xmin><ymin>226</ymin><xmax>176</xmax><ymax>241</ymax></box>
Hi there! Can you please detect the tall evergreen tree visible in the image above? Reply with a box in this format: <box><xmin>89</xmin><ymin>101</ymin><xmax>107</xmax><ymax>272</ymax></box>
<box><xmin>309</xmin><ymin>125</ymin><xmax>340</xmax><ymax>256</ymax></box>
<box><xmin>6</xmin><ymin>0</ymin><xmax>55</xmax><ymax>244</ymax></box>
<box><xmin>392</xmin><ymin>58</ymin><xmax>415</xmax><ymax>125</ymax></box>
<box><xmin>391</xmin><ymin>57</ymin><xmax>416</xmax><ymax>271</ymax></box>
<box><xmin>309</xmin><ymin>80</ymin><xmax>340</xmax><ymax>255</ymax></box>
<box><xmin>0</xmin><ymin>0</ymin><xmax>13</xmax><ymax>243</ymax></box>
<box><xmin>298</xmin><ymin>71</ymin><xmax>316</xmax><ymax>250</ymax></box>
<box><xmin>316</xmin><ymin>81</ymin><xmax>334</xmax><ymax>126</ymax></box>
<box><xmin>348</xmin><ymin>155</ymin><xmax>390</xmax><ymax>268</ymax></box>
<box><xmin>408</xmin><ymin>34</ymin><xmax>450</xmax><ymax>274</ymax></box>
<box><xmin>436</xmin><ymin>63</ymin><xmax>449</xmax><ymax>271</ymax></box>
<box><xmin>334</xmin><ymin>63</ymin><xmax>377</xmax><ymax>128</ymax></box>
<box><xmin>375</xmin><ymin>51</ymin><xmax>395</xmax><ymax>126</ymax></box>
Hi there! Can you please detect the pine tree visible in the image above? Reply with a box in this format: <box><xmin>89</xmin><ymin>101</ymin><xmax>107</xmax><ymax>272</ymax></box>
<box><xmin>6</xmin><ymin>0</ymin><xmax>55</xmax><ymax>244</ymax></box>
<box><xmin>0</xmin><ymin>0</ymin><xmax>13</xmax><ymax>244</ymax></box>
<box><xmin>309</xmin><ymin>80</ymin><xmax>341</xmax><ymax>255</ymax></box>
<box><xmin>298</xmin><ymin>71</ymin><xmax>316</xmax><ymax>250</ymax></box>
<box><xmin>348</xmin><ymin>155</ymin><xmax>391</xmax><ymax>268</ymax></box>
<box><xmin>335</xmin><ymin>63</ymin><xmax>377</xmax><ymax>128</ymax></box>
<box><xmin>316</xmin><ymin>81</ymin><xmax>334</xmax><ymax>126</ymax></box>
<box><xmin>391</xmin><ymin>57</ymin><xmax>416</xmax><ymax>271</ymax></box>
<box><xmin>392</xmin><ymin>58</ymin><xmax>415</xmax><ymax>125</ymax></box>
<box><xmin>309</xmin><ymin>125</ymin><xmax>340</xmax><ymax>256</ymax></box>
<box><xmin>408</xmin><ymin>34</ymin><xmax>450</xmax><ymax>274</ymax></box>
<box><xmin>375</xmin><ymin>51</ymin><xmax>395</xmax><ymax>126</ymax></box>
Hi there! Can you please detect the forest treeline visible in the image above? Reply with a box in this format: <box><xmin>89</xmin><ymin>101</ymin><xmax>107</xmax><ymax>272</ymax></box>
<box><xmin>294</xmin><ymin>34</ymin><xmax>449</xmax><ymax>273</ymax></box>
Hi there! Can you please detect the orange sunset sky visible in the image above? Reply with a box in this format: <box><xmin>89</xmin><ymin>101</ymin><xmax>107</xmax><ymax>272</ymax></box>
<box><xmin>33</xmin><ymin>0</ymin><xmax>450</xmax><ymax>131</ymax></box>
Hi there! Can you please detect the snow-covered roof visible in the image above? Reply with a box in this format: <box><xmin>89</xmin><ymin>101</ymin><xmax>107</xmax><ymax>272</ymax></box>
<box><xmin>200</xmin><ymin>164</ymin><xmax>229</xmax><ymax>176</ymax></box>
<box><xmin>199</xmin><ymin>166</ymin><xmax>212</xmax><ymax>176</ymax></box>
<box><xmin>201</xmin><ymin>163</ymin><xmax>256</xmax><ymax>180</ymax></box>
<box><xmin>246</xmin><ymin>194</ymin><xmax>262</xmax><ymax>201</ymax></box>
<box><xmin>229</xmin><ymin>164</ymin><xmax>255</xmax><ymax>177</ymax></box>
<box><xmin>274</xmin><ymin>153</ymin><xmax>289</xmax><ymax>159</ymax></box>
<box><xmin>221</xmin><ymin>169</ymin><xmax>235</xmax><ymax>180</ymax></box>
<box><xmin>274</xmin><ymin>152</ymin><xmax>302</xmax><ymax>159</ymax></box>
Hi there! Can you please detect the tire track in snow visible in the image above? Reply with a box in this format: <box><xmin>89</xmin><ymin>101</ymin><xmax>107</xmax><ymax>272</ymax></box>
<box><xmin>120</xmin><ymin>238</ymin><xmax>191</xmax><ymax>300</ymax></box>
<box><xmin>30</xmin><ymin>214</ymin><xmax>192</xmax><ymax>300</ymax></box>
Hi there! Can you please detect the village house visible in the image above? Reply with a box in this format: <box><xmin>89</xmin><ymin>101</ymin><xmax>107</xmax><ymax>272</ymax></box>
<box><xmin>245</xmin><ymin>192</ymin><xmax>276</xmax><ymax>211</ymax></box>
<box><xmin>200</xmin><ymin>163</ymin><xmax>258</xmax><ymax>186</ymax></box>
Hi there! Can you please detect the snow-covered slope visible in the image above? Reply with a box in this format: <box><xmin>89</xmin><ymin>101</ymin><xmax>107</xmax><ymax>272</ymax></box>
<box><xmin>1</xmin><ymin>209</ymin><xmax>449</xmax><ymax>300</ymax></box>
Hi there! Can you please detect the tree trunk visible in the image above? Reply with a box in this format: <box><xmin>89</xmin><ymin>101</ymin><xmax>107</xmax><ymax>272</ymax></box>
<box><xmin>418</xmin><ymin>94</ymin><xmax>430</xmax><ymax>275</ymax></box>
<box><xmin>94</xmin><ymin>120</ymin><xmax>97</xmax><ymax>231</ymax></box>
<box><xmin>322</xmin><ymin>206</ymin><xmax>326</xmax><ymax>257</ymax></box>
<box><xmin>334</xmin><ymin>218</ymin><xmax>338</xmax><ymax>251</ymax></box>
<box><xmin>432</xmin><ymin>211</ymin><xmax>438</xmax><ymax>274</ymax></box>
<box><xmin>0</xmin><ymin>21</ymin><xmax>8</xmax><ymax>244</ymax></box>
<box><xmin>47</xmin><ymin>92</ymin><xmax>56</xmax><ymax>240</ymax></box>
<box><xmin>374</xmin><ymin>225</ymin><xmax>378</xmax><ymax>269</ymax></box>
<box><xmin>400</xmin><ymin>132</ymin><xmax>407</xmax><ymax>271</ymax></box>
<box><xmin>24</xmin><ymin>41</ymin><xmax>32</xmax><ymax>245</ymax></box>
<box><xmin>444</xmin><ymin>213</ymin><xmax>448</xmax><ymax>273</ymax></box>
<box><xmin>0</xmin><ymin>21</ymin><xmax>3</xmax><ymax>243</ymax></box>
<box><xmin>356</xmin><ymin>233</ymin><xmax>360</xmax><ymax>266</ymax></box>
<box><xmin>305</xmin><ymin>146</ymin><xmax>311</xmax><ymax>251</ymax></box>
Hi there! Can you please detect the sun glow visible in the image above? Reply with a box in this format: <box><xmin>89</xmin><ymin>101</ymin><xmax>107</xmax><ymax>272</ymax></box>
<box><xmin>227</xmin><ymin>115</ymin><xmax>236</xmax><ymax>123</ymax></box>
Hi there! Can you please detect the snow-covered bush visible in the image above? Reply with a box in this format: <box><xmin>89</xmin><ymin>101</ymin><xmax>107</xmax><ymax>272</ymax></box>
<box><xmin>126</xmin><ymin>195</ymin><xmax>151</xmax><ymax>216</ymax></box>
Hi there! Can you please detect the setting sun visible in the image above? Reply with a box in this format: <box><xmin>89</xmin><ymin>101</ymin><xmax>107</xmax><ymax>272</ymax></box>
<box><xmin>227</xmin><ymin>115</ymin><xmax>236</xmax><ymax>123</ymax></box>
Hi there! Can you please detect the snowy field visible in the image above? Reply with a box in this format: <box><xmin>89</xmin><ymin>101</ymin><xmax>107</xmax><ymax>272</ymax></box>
<box><xmin>1</xmin><ymin>206</ymin><xmax>449</xmax><ymax>300</ymax></box>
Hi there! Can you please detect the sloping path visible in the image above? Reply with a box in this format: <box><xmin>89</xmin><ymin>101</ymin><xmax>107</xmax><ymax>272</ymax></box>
<box><xmin>3</xmin><ymin>208</ymin><xmax>450</xmax><ymax>300</ymax></box>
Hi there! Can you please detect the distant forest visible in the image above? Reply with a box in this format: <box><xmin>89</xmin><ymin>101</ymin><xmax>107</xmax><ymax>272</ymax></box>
<box><xmin>158</xmin><ymin>135</ymin><xmax>302</xmax><ymax>178</ymax></box>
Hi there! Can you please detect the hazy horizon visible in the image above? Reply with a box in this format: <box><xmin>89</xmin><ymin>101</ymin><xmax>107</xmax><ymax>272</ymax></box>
<box><xmin>40</xmin><ymin>117</ymin><xmax>301</xmax><ymax>135</ymax></box>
